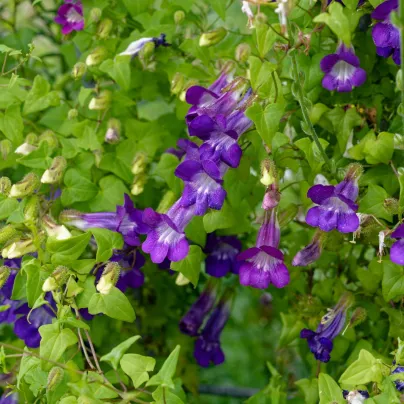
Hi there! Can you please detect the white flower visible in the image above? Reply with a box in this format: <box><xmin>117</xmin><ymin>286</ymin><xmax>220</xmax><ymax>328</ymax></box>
<box><xmin>118</xmin><ymin>38</ymin><xmax>154</xmax><ymax>57</ymax></box>
<box><xmin>241</xmin><ymin>1</ymin><xmax>254</xmax><ymax>27</ymax></box>
<box><xmin>15</xmin><ymin>143</ymin><xmax>37</xmax><ymax>156</ymax></box>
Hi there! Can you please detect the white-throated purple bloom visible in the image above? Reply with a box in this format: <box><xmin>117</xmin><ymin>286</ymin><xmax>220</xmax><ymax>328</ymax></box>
<box><xmin>371</xmin><ymin>0</ymin><xmax>400</xmax><ymax>65</ymax></box>
<box><xmin>292</xmin><ymin>231</ymin><xmax>325</xmax><ymax>267</ymax></box>
<box><xmin>175</xmin><ymin>159</ymin><xmax>226</xmax><ymax>216</ymax></box>
<box><xmin>237</xmin><ymin>209</ymin><xmax>290</xmax><ymax>289</ymax></box>
<box><xmin>54</xmin><ymin>0</ymin><xmax>84</xmax><ymax>35</ymax></box>
<box><xmin>306</xmin><ymin>164</ymin><xmax>362</xmax><ymax>233</ymax></box>
<box><xmin>390</xmin><ymin>224</ymin><xmax>404</xmax><ymax>266</ymax></box>
<box><xmin>179</xmin><ymin>280</ymin><xmax>219</xmax><ymax>336</ymax></box>
<box><xmin>392</xmin><ymin>366</ymin><xmax>404</xmax><ymax>392</ymax></box>
<box><xmin>320</xmin><ymin>43</ymin><xmax>366</xmax><ymax>92</ymax></box>
<box><xmin>343</xmin><ymin>390</ymin><xmax>369</xmax><ymax>403</ymax></box>
<box><xmin>300</xmin><ymin>293</ymin><xmax>353</xmax><ymax>362</ymax></box>
<box><xmin>194</xmin><ymin>290</ymin><xmax>233</xmax><ymax>367</ymax></box>
<box><xmin>204</xmin><ymin>233</ymin><xmax>241</xmax><ymax>277</ymax></box>
<box><xmin>118</xmin><ymin>33</ymin><xmax>169</xmax><ymax>57</ymax></box>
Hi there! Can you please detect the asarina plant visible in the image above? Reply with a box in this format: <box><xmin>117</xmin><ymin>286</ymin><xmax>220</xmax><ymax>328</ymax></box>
<box><xmin>0</xmin><ymin>0</ymin><xmax>404</xmax><ymax>402</ymax></box>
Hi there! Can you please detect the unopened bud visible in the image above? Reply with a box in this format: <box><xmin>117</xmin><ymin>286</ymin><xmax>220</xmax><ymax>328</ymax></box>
<box><xmin>97</xmin><ymin>262</ymin><xmax>120</xmax><ymax>294</ymax></box>
<box><xmin>68</xmin><ymin>108</ymin><xmax>78</xmax><ymax>120</ymax></box>
<box><xmin>39</xmin><ymin>130</ymin><xmax>58</xmax><ymax>149</ymax></box>
<box><xmin>0</xmin><ymin>266</ymin><xmax>11</xmax><ymax>289</ymax></box>
<box><xmin>24</xmin><ymin>195</ymin><xmax>40</xmax><ymax>222</ymax></box>
<box><xmin>349</xmin><ymin>307</ymin><xmax>367</xmax><ymax>327</ymax></box>
<box><xmin>0</xmin><ymin>177</ymin><xmax>11</xmax><ymax>195</ymax></box>
<box><xmin>89</xmin><ymin>90</ymin><xmax>112</xmax><ymax>110</ymax></box>
<box><xmin>86</xmin><ymin>46</ymin><xmax>108</xmax><ymax>66</ymax></box>
<box><xmin>131</xmin><ymin>152</ymin><xmax>147</xmax><ymax>175</ymax></box>
<box><xmin>0</xmin><ymin>139</ymin><xmax>12</xmax><ymax>160</ymax></box>
<box><xmin>97</xmin><ymin>18</ymin><xmax>113</xmax><ymax>39</ymax></box>
<box><xmin>171</xmin><ymin>72</ymin><xmax>185</xmax><ymax>95</ymax></box>
<box><xmin>25</xmin><ymin>133</ymin><xmax>38</xmax><ymax>145</ymax></box>
<box><xmin>260</xmin><ymin>159</ymin><xmax>277</xmax><ymax>186</ymax></box>
<box><xmin>47</xmin><ymin>367</ymin><xmax>64</xmax><ymax>391</ymax></box>
<box><xmin>157</xmin><ymin>190</ymin><xmax>176</xmax><ymax>213</ymax></box>
<box><xmin>2</xmin><ymin>238</ymin><xmax>36</xmax><ymax>259</ymax></box>
<box><xmin>42</xmin><ymin>266</ymin><xmax>69</xmax><ymax>292</ymax></box>
<box><xmin>43</xmin><ymin>215</ymin><xmax>72</xmax><ymax>240</ymax></box>
<box><xmin>345</xmin><ymin>163</ymin><xmax>363</xmax><ymax>181</ymax></box>
<box><xmin>235</xmin><ymin>43</ymin><xmax>251</xmax><ymax>62</ymax></box>
<box><xmin>105</xmin><ymin>118</ymin><xmax>121</xmax><ymax>144</ymax></box>
<box><xmin>384</xmin><ymin>198</ymin><xmax>399</xmax><ymax>215</ymax></box>
<box><xmin>262</xmin><ymin>184</ymin><xmax>281</xmax><ymax>210</ymax></box>
<box><xmin>199</xmin><ymin>28</ymin><xmax>227</xmax><ymax>47</ymax></box>
<box><xmin>15</xmin><ymin>142</ymin><xmax>37</xmax><ymax>156</ymax></box>
<box><xmin>90</xmin><ymin>7</ymin><xmax>102</xmax><ymax>23</ymax></box>
<box><xmin>41</xmin><ymin>156</ymin><xmax>67</xmax><ymax>184</ymax></box>
<box><xmin>9</xmin><ymin>173</ymin><xmax>40</xmax><ymax>198</ymax></box>
<box><xmin>0</xmin><ymin>225</ymin><xmax>18</xmax><ymax>245</ymax></box>
<box><xmin>255</xmin><ymin>12</ymin><xmax>268</xmax><ymax>24</ymax></box>
<box><xmin>72</xmin><ymin>62</ymin><xmax>87</xmax><ymax>80</ymax></box>
<box><xmin>174</xmin><ymin>10</ymin><xmax>185</xmax><ymax>24</ymax></box>
<box><xmin>140</xmin><ymin>42</ymin><xmax>155</xmax><ymax>60</ymax></box>
<box><xmin>131</xmin><ymin>174</ymin><xmax>147</xmax><ymax>195</ymax></box>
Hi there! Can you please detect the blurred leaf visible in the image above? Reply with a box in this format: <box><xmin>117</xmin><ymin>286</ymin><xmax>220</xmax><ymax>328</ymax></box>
<box><xmin>295</xmin><ymin>378</ymin><xmax>319</xmax><ymax>404</ymax></box>
<box><xmin>318</xmin><ymin>373</ymin><xmax>344</xmax><ymax>404</ymax></box>
<box><xmin>101</xmin><ymin>335</ymin><xmax>141</xmax><ymax>370</ymax></box>
<box><xmin>170</xmin><ymin>245</ymin><xmax>203</xmax><ymax>287</ymax></box>
<box><xmin>23</xmin><ymin>75</ymin><xmax>60</xmax><ymax>115</ymax></box>
<box><xmin>359</xmin><ymin>184</ymin><xmax>392</xmax><ymax>221</ymax></box>
<box><xmin>120</xmin><ymin>353</ymin><xmax>156</xmax><ymax>387</ymax></box>
<box><xmin>147</xmin><ymin>345</ymin><xmax>180</xmax><ymax>389</ymax></box>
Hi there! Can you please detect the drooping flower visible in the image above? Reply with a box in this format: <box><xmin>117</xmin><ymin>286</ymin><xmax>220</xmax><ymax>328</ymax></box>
<box><xmin>343</xmin><ymin>390</ymin><xmax>369</xmax><ymax>403</ymax></box>
<box><xmin>371</xmin><ymin>0</ymin><xmax>400</xmax><ymax>65</ymax></box>
<box><xmin>241</xmin><ymin>1</ymin><xmax>255</xmax><ymax>28</ymax></box>
<box><xmin>390</xmin><ymin>224</ymin><xmax>404</xmax><ymax>265</ymax></box>
<box><xmin>292</xmin><ymin>231</ymin><xmax>325</xmax><ymax>267</ymax></box>
<box><xmin>237</xmin><ymin>209</ymin><xmax>290</xmax><ymax>289</ymax></box>
<box><xmin>0</xmin><ymin>391</ymin><xmax>18</xmax><ymax>404</ymax></box>
<box><xmin>320</xmin><ymin>43</ymin><xmax>367</xmax><ymax>92</ymax></box>
<box><xmin>118</xmin><ymin>33</ymin><xmax>169</xmax><ymax>57</ymax></box>
<box><xmin>54</xmin><ymin>0</ymin><xmax>84</xmax><ymax>35</ymax></box>
<box><xmin>392</xmin><ymin>366</ymin><xmax>404</xmax><ymax>392</ymax></box>
<box><xmin>305</xmin><ymin>164</ymin><xmax>362</xmax><ymax>233</ymax></box>
<box><xmin>300</xmin><ymin>293</ymin><xmax>353</xmax><ymax>362</ymax></box>
<box><xmin>179</xmin><ymin>279</ymin><xmax>219</xmax><ymax>336</ymax></box>
<box><xmin>204</xmin><ymin>233</ymin><xmax>241</xmax><ymax>277</ymax></box>
<box><xmin>194</xmin><ymin>290</ymin><xmax>233</xmax><ymax>367</ymax></box>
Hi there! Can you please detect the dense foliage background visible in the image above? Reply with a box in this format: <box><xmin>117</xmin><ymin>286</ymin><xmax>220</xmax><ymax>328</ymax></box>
<box><xmin>0</xmin><ymin>0</ymin><xmax>403</xmax><ymax>403</ymax></box>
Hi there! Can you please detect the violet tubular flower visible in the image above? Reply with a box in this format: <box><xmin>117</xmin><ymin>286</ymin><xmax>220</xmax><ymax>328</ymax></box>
<box><xmin>237</xmin><ymin>209</ymin><xmax>290</xmax><ymax>289</ymax></box>
<box><xmin>204</xmin><ymin>233</ymin><xmax>241</xmax><ymax>277</ymax></box>
<box><xmin>0</xmin><ymin>269</ymin><xmax>19</xmax><ymax>324</ymax></box>
<box><xmin>292</xmin><ymin>231</ymin><xmax>325</xmax><ymax>267</ymax></box>
<box><xmin>306</xmin><ymin>164</ymin><xmax>362</xmax><ymax>233</ymax></box>
<box><xmin>119</xmin><ymin>33</ymin><xmax>169</xmax><ymax>57</ymax></box>
<box><xmin>390</xmin><ymin>224</ymin><xmax>404</xmax><ymax>266</ymax></box>
<box><xmin>371</xmin><ymin>0</ymin><xmax>400</xmax><ymax>65</ymax></box>
<box><xmin>194</xmin><ymin>291</ymin><xmax>233</xmax><ymax>367</ymax></box>
<box><xmin>179</xmin><ymin>280</ymin><xmax>219</xmax><ymax>336</ymax></box>
<box><xmin>300</xmin><ymin>293</ymin><xmax>353</xmax><ymax>362</ymax></box>
<box><xmin>320</xmin><ymin>43</ymin><xmax>366</xmax><ymax>92</ymax></box>
<box><xmin>54</xmin><ymin>0</ymin><xmax>84</xmax><ymax>35</ymax></box>
<box><xmin>392</xmin><ymin>366</ymin><xmax>404</xmax><ymax>392</ymax></box>
<box><xmin>110</xmin><ymin>250</ymin><xmax>145</xmax><ymax>291</ymax></box>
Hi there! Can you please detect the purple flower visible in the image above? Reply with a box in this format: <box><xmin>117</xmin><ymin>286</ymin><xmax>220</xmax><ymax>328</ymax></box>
<box><xmin>390</xmin><ymin>224</ymin><xmax>404</xmax><ymax>265</ymax></box>
<box><xmin>119</xmin><ymin>33</ymin><xmax>169</xmax><ymax>57</ymax></box>
<box><xmin>54</xmin><ymin>0</ymin><xmax>84</xmax><ymax>35</ymax></box>
<box><xmin>0</xmin><ymin>270</ymin><xmax>19</xmax><ymax>324</ymax></box>
<box><xmin>371</xmin><ymin>0</ymin><xmax>400</xmax><ymax>65</ymax></box>
<box><xmin>204</xmin><ymin>233</ymin><xmax>241</xmax><ymax>277</ymax></box>
<box><xmin>0</xmin><ymin>391</ymin><xmax>18</xmax><ymax>404</ymax></box>
<box><xmin>292</xmin><ymin>231</ymin><xmax>325</xmax><ymax>267</ymax></box>
<box><xmin>237</xmin><ymin>209</ymin><xmax>290</xmax><ymax>289</ymax></box>
<box><xmin>320</xmin><ymin>43</ymin><xmax>366</xmax><ymax>92</ymax></box>
<box><xmin>194</xmin><ymin>291</ymin><xmax>232</xmax><ymax>367</ymax></box>
<box><xmin>392</xmin><ymin>366</ymin><xmax>404</xmax><ymax>392</ymax></box>
<box><xmin>179</xmin><ymin>280</ymin><xmax>219</xmax><ymax>336</ymax></box>
<box><xmin>306</xmin><ymin>165</ymin><xmax>361</xmax><ymax>233</ymax></box>
<box><xmin>342</xmin><ymin>390</ymin><xmax>369</xmax><ymax>403</ymax></box>
<box><xmin>175</xmin><ymin>159</ymin><xmax>226</xmax><ymax>216</ymax></box>
<box><xmin>110</xmin><ymin>250</ymin><xmax>145</xmax><ymax>291</ymax></box>
<box><xmin>300</xmin><ymin>293</ymin><xmax>352</xmax><ymax>362</ymax></box>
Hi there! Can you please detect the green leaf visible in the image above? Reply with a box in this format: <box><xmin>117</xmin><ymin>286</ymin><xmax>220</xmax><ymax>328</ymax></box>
<box><xmin>185</xmin><ymin>216</ymin><xmax>207</xmax><ymax>247</ymax></box>
<box><xmin>89</xmin><ymin>228</ymin><xmax>124</xmax><ymax>263</ymax></box>
<box><xmin>254</xmin><ymin>22</ymin><xmax>277</xmax><ymax>58</ymax></box>
<box><xmin>24</xmin><ymin>258</ymin><xmax>43</xmax><ymax>307</ymax></box>
<box><xmin>206</xmin><ymin>0</ymin><xmax>226</xmax><ymax>19</ymax></box>
<box><xmin>99</xmin><ymin>153</ymin><xmax>132</xmax><ymax>183</ymax></box>
<box><xmin>382</xmin><ymin>260</ymin><xmax>404</xmax><ymax>302</ymax></box>
<box><xmin>339</xmin><ymin>349</ymin><xmax>384</xmax><ymax>385</ymax></box>
<box><xmin>89</xmin><ymin>176</ymin><xmax>128</xmax><ymax>212</ymax></box>
<box><xmin>318</xmin><ymin>373</ymin><xmax>344</xmax><ymax>404</ymax></box>
<box><xmin>122</xmin><ymin>0</ymin><xmax>151</xmax><ymax>16</ymax></box>
<box><xmin>279</xmin><ymin>313</ymin><xmax>305</xmax><ymax>347</ymax></box>
<box><xmin>17</xmin><ymin>351</ymin><xmax>40</xmax><ymax>388</ymax></box>
<box><xmin>88</xmin><ymin>287</ymin><xmax>136</xmax><ymax>322</ymax></box>
<box><xmin>61</xmin><ymin>169</ymin><xmax>98</xmax><ymax>206</ymax></box>
<box><xmin>295</xmin><ymin>378</ymin><xmax>319</xmax><ymax>404</ymax></box>
<box><xmin>101</xmin><ymin>335</ymin><xmax>141</xmax><ymax>370</ymax></box>
<box><xmin>23</xmin><ymin>75</ymin><xmax>60</xmax><ymax>115</ymax></box>
<box><xmin>62</xmin><ymin>316</ymin><xmax>90</xmax><ymax>330</ymax></box>
<box><xmin>248</xmin><ymin>56</ymin><xmax>277</xmax><ymax>99</ymax></box>
<box><xmin>0</xmin><ymin>195</ymin><xmax>19</xmax><ymax>220</ymax></box>
<box><xmin>170</xmin><ymin>245</ymin><xmax>203</xmax><ymax>287</ymax></box>
<box><xmin>154</xmin><ymin>154</ymin><xmax>183</xmax><ymax>195</ymax></box>
<box><xmin>76</xmin><ymin>276</ymin><xmax>96</xmax><ymax>309</ymax></box>
<box><xmin>363</xmin><ymin>132</ymin><xmax>395</xmax><ymax>164</ymax></box>
<box><xmin>39</xmin><ymin>322</ymin><xmax>78</xmax><ymax>370</ymax></box>
<box><xmin>11</xmin><ymin>269</ymin><xmax>27</xmax><ymax>300</ymax></box>
<box><xmin>99</xmin><ymin>57</ymin><xmax>131</xmax><ymax>91</ymax></box>
<box><xmin>46</xmin><ymin>232</ymin><xmax>92</xmax><ymax>265</ymax></box>
<box><xmin>359</xmin><ymin>184</ymin><xmax>392</xmax><ymax>222</ymax></box>
<box><xmin>203</xmin><ymin>201</ymin><xmax>237</xmax><ymax>233</ymax></box>
<box><xmin>17</xmin><ymin>141</ymin><xmax>52</xmax><ymax>169</ymax></box>
<box><xmin>147</xmin><ymin>345</ymin><xmax>180</xmax><ymax>389</ymax></box>
<box><xmin>0</xmin><ymin>105</ymin><xmax>23</xmax><ymax>144</ymax></box>
<box><xmin>152</xmin><ymin>386</ymin><xmax>184</xmax><ymax>404</ymax></box>
<box><xmin>295</xmin><ymin>137</ymin><xmax>329</xmax><ymax>174</ymax></box>
<box><xmin>400</xmin><ymin>173</ymin><xmax>404</xmax><ymax>216</ymax></box>
<box><xmin>120</xmin><ymin>353</ymin><xmax>156</xmax><ymax>387</ymax></box>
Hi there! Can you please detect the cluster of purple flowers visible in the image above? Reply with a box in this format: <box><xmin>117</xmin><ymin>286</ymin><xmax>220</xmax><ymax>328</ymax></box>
<box><xmin>179</xmin><ymin>281</ymin><xmax>233</xmax><ymax>367</ymax></box>
<box><xmin>54</xmin><ymin>0</ymin><xmax>84</xmax><ymax>35</ymax></box>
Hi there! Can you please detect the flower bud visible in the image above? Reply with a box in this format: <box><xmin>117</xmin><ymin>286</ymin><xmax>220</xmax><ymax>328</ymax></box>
<box><xmin>86</xmin><ymin>46</ymin><xmax>108</xmax><ymax>66</ymax></box>
<box><xmin>97</xmin><ymin>262</ymin><xmax>120</xmax><ymax>295</ymax></box>
<box><xmin>68</xmin><ymin>108</ymin><xmax>78</xmax><ymax>120</ymax></box>
<box><xmin>0</xmin><ymin>139</ymin><xmax>12</xmax><ymax>160</ymax></box>
<box><xmin>47</xmin><ymin>367</ymin><xmax>64</xmax><ymax>391</ymax></box>
<box><xmin>349</xmin><ymin>307</ymin><xmax>367</xmax><ymax>328</ymax></box>
<box><xmin>97</xmin><ymin>18</ymin><xmax>113</xmax><ymax>39</ymax></box>
<box><xmin>89</xmin><ymin>90</ymin><xmax>112</xmax><ymax>110</ymax></box>
<box><xmin>104</xmin><ymin>118</ymin><xmax>121</xmax><ymax>144</ymax></box>
<box><xmin>140</xmin><ymin>42</ymin><xmax>155</xmax><ymax>60</ymax></box>
<box><xmin>131</xmin><ymin>174</ymin><xmax>147</xmax><ymax>196</ymax></box>
<box><xmin>171</xmin><ymin>72</ymin><xmax>185</xmax><ymax>95</ymax></box>
<box><xmin>384</xmin><ymin>198</ymin><xmax>399</xmax><ymax>215</ymax></box>
<box><xmin>43</xmin><ymin>215</ymin><xmax>72</xmax><ymax>240</ymax></box>
<box><xmin>262</xmin><ymin>184</ymin><xmax>281</xmax><ymax>210</ymax></box>
<box><xmin>39</xmin><ymin>130</ymin><xmax>59</xmax><ymax>149</ymax></box>
<box><xmin>2</xmin><ymin>238</ymin><xmax>36</xmax><ymax>259</ymax></box>
<box><xmin>15</xmin><ymin>142</ymin><xmax>37</xmax><ymax>156</ymax></box>
<box><xmin>174</xmin><ymin>10</ymin><xmax>185</xmax><ymax>24</ymax></box>
<box><xmin>0</xmin><ymin>177</ymin><xmax>11</xmax><ymax>195</ymax></box>
<box><xmin>72</xmin><ymin>62</ymin><xmax>87</xmax><ymax>80</ymax></box>
<box><xmin>255</xmin><ymin>12</ymin><xmax>268</xmax><ymax>24</ymax></box>
<box><xmin>0</xmin><ymin>225</ymin><xmax>17</xmax><ymax>245</ymax></box>
<box><xmin>9</xmin><ymin>173</ymin><xmax>40</xmax><ymax>198</ymax></box>
<box><xmin>41</xmin><ymin>156</ymin><xmax>67</xmax><ymax>184</ymax></box>
<box><xmin>157</xmin><ymin>190</ymin><xmax>176</xmax><ymax>213</ymax></box>
<box><xmin>199</xmin><ymin>27</ymin><xmax>227</xmax><ymax>47</ymax></box>
<box><xmin>235</xmin><ymin>43</ymin><xmax>251</xmax><ymax>62</ymax></box>
<box><xmin>25</xmin><ymin>133</ymin><xmax>38</xmax><ymax>145</ymax></box>
<box><xmin>260</xmin><ymin>159</ymin><xmax>277</xmax><ymax>186</ymax></box>
<box><xmin>90</xmin><ymin>7</ymin><xmax>102</xmax><ymax>23</ymax></box>
<box><xmin>0</xmin><ymin>266</ymin><xmax>11</xmax><ymax>289</ymax></box>
<box><xmin>345</xmin><ymin>163</ymin><xmax>363</xmax><ymax>181</ymax></box>
<box><xmin>24</xmin><ymin>195</ymin><xmax>39</xmax><ymax>222</ymax></box>
<box><xmin>131</xmin><ymin>152</ymin><xmax>147</xmax><ymax>175</ymax></box>
<box><xmin>42</xmin><ymin>266</ymin><xmax>70</xmax><ymax>292</ymax></box>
